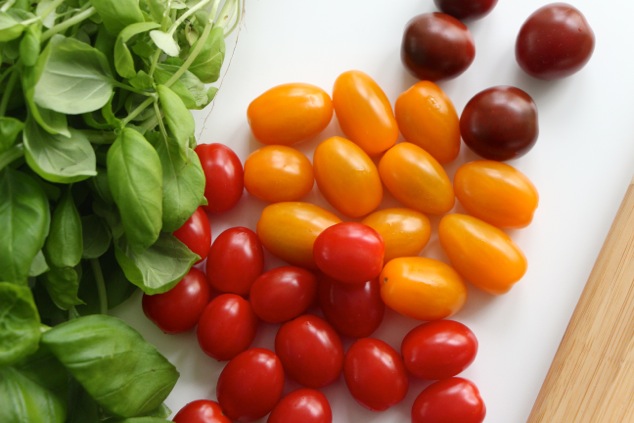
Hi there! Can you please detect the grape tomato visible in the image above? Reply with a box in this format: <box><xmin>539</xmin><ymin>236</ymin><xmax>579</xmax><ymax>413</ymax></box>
<box><xmin>173</xmin><ymin>206</ymin><xmax>211</xmax><ymax>264</ymax></box>
<box><xmin>411</xmin><ymin>377</ymin><xmax>486</xmax><ymax>423</ymax></box>
<box><xmin>434</xmin><ymin>0</ymin><xmax>498</xmax><ymax>20</ymax></box>
<box><xmin>195</xmin><ymin>143</ymin><xmax>244</xmax><ymax>213</ymax></box>
<box><xmin>173</xmin><ymin>399</ymin><xmax>231</xmax><ymax>423</ymax></box>
<box><xmin>267</xmin><ymin>388</ymin><xmax>333</xmax><ymax>423</ymax></box>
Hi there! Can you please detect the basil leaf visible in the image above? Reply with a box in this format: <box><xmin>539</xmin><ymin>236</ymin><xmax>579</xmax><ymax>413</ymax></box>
<box><xmin>157</xmin><ymin>84</ymin><xmax>195</xmax><ymax>153</ymax></box>
<box><xmin>82</xmin><ymin>214</ymin><xmax>113</xmax><ymax>259</ymax></box>
<box><xmin>114</xmin><ymin>22</ymin><xmax>161</xmax><ymax>78</ymax></box>
<box><xmin>189</xmin><ymin>26</ymin><xmax>225</xmax><ymax>83</ymax></box>
<box><xmin>0</xmin><ymin>282</ymin><xmax>41</xmax><ymax>366</ymax></box>
<box><xmin>0</xmin><ymin>116</ymin><xmax>24</xmax><ymax>152</ymax></box>
<box><xmin>45</xmin><ymin>188</ymin><xmax>83</xmax><ymax>268</ymax></box>
<box><xmin>13</xmin><ymin>343</ymin><xmax>69</xmax><ymax>398</ymax></box>
<box><xmin>0</xmin><ymin>12</ymin><xmax>25</xmax><ymax>42</ymax></box>
<box><xmin>28</xmin><ymin>250</ymin><xmax>49</xmax><ymax>277</ymax></box>
<box><xmin>88</xmin><ymin>0</ymin><xmax>145</xmax><ymax>36</ymax></box>
<box><xmin>154</xmin><ymin>64</ymin><xmax>214</xmax><ymax>110</ymax></box>
<box><xmin>42</xmin><ymin>266</ymin><xmax>84</xmax><ymax>310</ymax></box>
<box><xmin>19</xmin><ymin>24</ymin><xmax>41</xmax><ymax>67</ymax></box>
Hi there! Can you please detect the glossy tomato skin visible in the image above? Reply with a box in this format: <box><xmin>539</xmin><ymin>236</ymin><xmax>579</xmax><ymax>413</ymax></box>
<box><xmin>401</xmin><ymin>13</ymin><xmax>475</xmax><ymax>81</ymax></box>
<box><xmin>267</xmin><ymin>388</ymin><xmax>333</xmax><ymax>423</ymax></box>
<box><xmin>313</xmin><ymin>136</ymin><xmax>383</xmax><ymax>218</ymax></box>
<box><xmin>243</xmin><ymin>145</ymin><xmax>314</xmax><ymax>202</ymax></box>
<box><xmin>380</xmin><ymin>257</ymin><xmax>467</xmax><ymax>321</ymax></box>
<box><xmin>438</xmin><ymin>213</ymin><xmax>527</xmax><ymax>294</ymax></box>
<box><xmin>318</xmin><ymin>275</ymin><xmax>385</xmax><ymax>338</ymax></box>
<box><xmin>434</xmin><ymin>0</ymin><xmax>498</xmax><ymax>20</ymax></box>
<box><xmin>247</xmin><ymin>82</ymin><xmax>333</xmax><ymax>145</ymax></box>
<box><xmin>249</xmin><ymin>266</ymin><xmax>318</xmax><ymax>323</ymax></box>
<box><xmin>206</xmin><ymin>226</ymin><xmax>264</xmax><ymax>296</ymax></box>
<box><xmin>460</xmin><ymin>86</ymin><xmax>538</xmax><ymax>161</ymax></box>
<box><xmin>401</xmin><ymin>320</ymin><xmax>478</xmax><ymax>380</ymax></box>
<box><xmin>142</xmin><ymin>267</ymin><xmax>210</xmax><ymax>334</ymax></box>
<box><xmin>516</xmin><ymin>3</ymin><xmax>595</xmax><ymax>80</ymax></box>
<box><xmin>395</xmin><ymin>81</ymin><xmax>461</xmax><ymax>164</ymax></box>
<box><xmin>313</xmin><ymin>222</ymin><xmax>385</xmax><ymax>284</ymax></box>
<box><xmin>195</xmin><ymin>143</ymin><xmax>244</xmax><ymax>213</ymax></box>
<box><xmin>343</xmin><ymin>337</ymin><xmax>409</xmax><ymax>411</ymax></box>
<box><xmin>332</xmin><ymin>70</ymin><xmax>398</xmax><ymax>156</ymax></box>
<box><xmin>378</xmin><ymin>142</ymin><xmax>454</xmax><ymax>215</ymax></box>
<box><xmin>173</xmin><ymin>399</ymin><xmax>231</xmax><ymax>423</ymax></box>
<box><xmin>216</xmin><ymin>348</ymin><xmax>285</xmax><ymax>422</ymax></box>
<box><xmin>173</xmin><ymin>207</ymin><xmax>211</xmax><ymax>264</ymax></box>
<box><xmin>411</xmin><ymin>377</ymin><xmax>486</xmax><ymax>423</ymax></box>
<box><xmin>275</xmin><ymin>314</ymin><xmax>344</xmax><ymax>388</ymax></box>
<box><xmin>196</xmin><ymin>293</ymin><xmax>258</xmax><ymax>361</ymax></box>
<box><xmin>454</xmin><ymin>160</ymin><xmax>539</xmax><ymax>228</ymax></box>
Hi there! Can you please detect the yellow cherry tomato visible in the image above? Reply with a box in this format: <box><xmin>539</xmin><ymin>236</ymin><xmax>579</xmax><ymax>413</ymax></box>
<box><xmin>247</xmin><ymin>83</ymin><xmax>333</xmax><ymax>146</ymax></box>
<box><xmin>244</xmin><ymin>145</ymin><xmax>314</xmax><ymax>202</ymax></box>
<box><xmin>378</xmin><ymin>142</ymin><xmax>455</xmax><ymax>215</ymax></box>
<box><xmin>256</xmin><ymin>202</ymin><xmax>341</xmax><ymax>269</ymax></box>
<box><xmin>380</xmin><ymin>257</ymin><xmax>467</xmax><ymax>321</ymax></box>
<box><xmin>454</xmin><ymin>160</ymin><xmax>539</xmax><ymax>228</ymax></box>
<box><xmin>313</xmin><ymin>136</ymin><xmax>383</xmax><ymax>218</ymax></box>
<box><xmin>361</xmin><ymin>208</ymin><xmax>431</xmax><ymax>261</ymax></box>
<box><xmin>394</xmin><ymin>81</ymin><xmax>461</xmax><ymax>164</ymax></box>
<box><xmin>332</xmin><ymin>70</ymin><xmax>399</xmax><ymax>156</ymax></box>
<box><xmin>438</xmin><ymin>213</ymin><xmax>527</xmax><ymax>295</ymax></box>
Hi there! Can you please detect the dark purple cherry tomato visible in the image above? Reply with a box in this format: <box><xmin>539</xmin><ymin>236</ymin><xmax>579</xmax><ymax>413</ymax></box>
<box><xmin>249</xmin><ymin>266</ymin><xmax>318</xmax><ymax>323</ymax></box>
<box><xmin>267</xmin><ymin>388</ymin><xmax>333</xmax><ymax>423</ymax></box>
<box><xmin>434</xmin><ymin>0</ymin><xmax>498</xmax><ymax>20</ymax></box>
<box><xmin>411</xmin><ymin>377</ymin><xmax>486</xmax><ymax>423</ymax></box>
<box><xmin>401</xmin><ymin>12</ymin><xmax>475</xmax><ymax>81</ymax></box>
<box><xmin>173</xmin><ymin>399</ymin><xmax>231</xmax><ymax>423</ymax></box>
<box><xmin>142</xmin><ymin>267</ymin><xmax>210</xmax><ymax>334</ymax></box>
<box><xmin>206</xmin><ymin>226</ymin><xmax>264</xmax><ymax>296</ymax></box>
<box><xmin>195</xmin><ymin>143</ymin><xmax>244</xmax><ymax>213</ymax></box>
<box><xmin>516</xmin><ymin>3</ymin><xmax>595</xmax><ymax>80</ymax></box>
<box><xmin>460</xmin><ymin>86</ymin><xmax>538</xmax><ymax>161</ymax></box>
<box><xmin>173</xmin><ymin>206</ymin><xmax>211</xmax><ymax>263</ymax></box>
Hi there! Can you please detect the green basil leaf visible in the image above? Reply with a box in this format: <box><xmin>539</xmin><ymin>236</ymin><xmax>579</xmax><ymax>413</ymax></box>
<box><xmin>41</xmin><ymin>314</ymin><xmax>179</xmax><ymax>418</ymax></box>
<box><xmin>0</xmin><ymin>12</ymin><xmax>25</xmax><ymax>42</ymax></box>
<box><xmin>157</xmin><ymin>84</ymin><xmax>194</xmax><ymax>153</ymax></box>
<box><xmin>0</xmin><ymin>116</ymin><xmax>24</xmax><ymax>152</ymax></box>
<box><xmin>189</xmin><ymin>26</ymin><xmax>225</xmax><ymax>83</ymax></box>
<box><xmin>154</xmin><ymin>64</ymin><xmax>212</xmax><ymax>110</ymax></box>
<box><xmin>19</xmin><ymin>23</ymin><xmax>41</xmax><ymax>67</ymax></box>
<box><xmin>44</xmin><ymin>188</ymin><xmax>83</xmax><ymax>268</ymax></box>
<box><xmin>42</xmin><ymin>266</ymin><xmax>84</xmax><ymax>310</ymax></box>
<box><xmin>88</xmin><ymin>0</ymin><xmax>145</xmax><ymax>36</ymax></box>
<box><xmin>114</xmin><ymin>22</ymin><xmax>161</xmax><ymax>78</ymax></box>
<box><xmin>28</xmin><ymin>249</ymin><xmax>49</xmax><ymax>277</ymax></box>
<box><xmin>82</xmin><ymin>214</ymin><xmax>113</xmax><ymax>259</ymax></box>
<box><xmin>21</xmin><ymin>64</ymin><xmax>70</xmax><ymax>137</ymax></box>
<box><xmin>0</xmin><ymin>282</ymin><xmax>41</xmax><ymax>366</ymax></box>
<box><xmin>13</xmin><ymin>343</ymin><xmax>69</xmax><ymax>398</ymax></box>
<box><xmin>149</xmin><ymin>29</ymin><xmax>179</xmax><ymax>57</ymax></box>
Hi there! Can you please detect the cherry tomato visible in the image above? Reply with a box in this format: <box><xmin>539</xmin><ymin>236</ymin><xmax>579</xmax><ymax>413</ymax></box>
<box><xmin>438</xmin><ymin>213</ymin><xmax>527</xmax><ymax>294</ymax></box>
<box><xmin>267</xmin><ymin>388</ymin><xmax>333</xmax><ymax>423</ymax></box>
<box><xmin>247</xmin><ymin>82</ymin><xmax>333</xmax><ymax>145</ymax></box>
<box><xmin>343</xmin><ymin>337</ymin><xmax>409</xmax><ymax>411</ymax></box>
<box><xmin>216</xmin><ymin>348</ymin><xmax>285</xmax><ymax>422</ymax></box>
<box><xmin>401</xmin><ymin>320</ymin><xmax>478</xmax><ymax>380</ymax></box>
<box><xmin>313</xmin><ymin>136</ymin><xmax>383</xmax><ymax>218</ymax></box>
<box><xmin>243</xmin><ymin>145</ymin><xmax>314</xmax><ymax>202</ymax></box>
<box><xmin>206</xmin><ymin>226</ymin><xmax>264</xmax><ymax>296</ymax></box>
<box><xmin>313</xmin><ymin>222</ymin><xmax>385</xmax><ymax>284</ymax></box>
<box><xmin>454</xmin><ymin>160</ymin><xmax>539</xmax><ymax>228</ymax></box>
<box><xmin>394</xmin><ymin>81</ymin><xmax>460</xmax><ymax>164</ymax></box>
<box><xmin>516</xmin><ymin>3</ymin><xmax>595</xmax><ymax>80</ymax></box>
<box><xmin>378</xmin><ymin>142</ymin><xmax>454</xmax><ymax>215</ymax></box>
<box><xmin>195</xmin><ymin>143</ymin><xmax>244</xmax><ymax>213</ymax></box>
<box><xmin>411</xmin><ymin>377</ymin><xmax>486</xmax><ymax>423</ymax></box>
<box><xmin>256</xmin><ymin>202</ymin><xmax>341</xmax><ymax>269</ymax></box>
<box><xmin>173</xmin><ymin>399</ymin><xmax>231</xmax><ymax>423</ymax></box>
<box><xmin>460</xmin><ymin>86</ymin><xmax>538</xmax><ymax>161</ymax></box>
<box><xmin>401</xmin><ymin>13</ymin><xmax>475</xmax><ymax>81</ymax></box>
<box><xmin>380</xmin><ymin>257</ymin><xmax>467</xmax><ymax>321</ymax></box>
<box><xmin>142</xmin><ymin>267</ymin><xmax>210</xmax><ymax>334</ymax></box>
<box><xmin>331</xmin><ymin>70</ymin><xmax>398</xmax><ymax>156</ymax></box>
<box><xmin>434</xmin><ymin>0</ymin><xmax>498</xmax><ymax>20</ymax></box>
<box><xmin>173</xmin><ymin>206</ymin><xmax>211</xmax><ymax>264</ymax></box>
<box><xmin>196</xmin><ymin>293</ymin><xmax>258</xmax><ymax>361</ymax></box>
<box><xmin>275</xmin><ymin>314</ymin><xmax>344</xmax><ymax>388</ymax></box>
<box><xmin>318</xmin><ymin>275</ymin><xmax>385</xmax><ymax>338</ymax></box>
<box><xmin>361</xmin><ymin>207</ymin><xmax>431</xmax><ymax>262</ymax></box>
<box><xmin>249</xmin><ymin>266</ymin><xmax>318</xmax><ymax>323</ymax></box>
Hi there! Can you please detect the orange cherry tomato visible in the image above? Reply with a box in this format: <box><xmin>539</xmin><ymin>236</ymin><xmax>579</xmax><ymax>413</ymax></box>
<box><xmin>361</xmin><ymin>208</ymin><xmax>431</xmax><ymax>262</ymax></box>
<box><xmin>332</xmin><ymin>70</ymin><xmax>399</xmax><ymax>156</ymax></box>
<box><xmin>380</xmin><ymin>257</ymin><xmax>467</xmax><ymax>321</ymax></box>
<box><xmin>256</xmin><ymin>202</ymin><xmax>342</xmax><ymax>269</ymax></box>
<box><xmin>378</xmin><ymin>142</ymin><xmax>454</xmax><ymax>215</ymax></box>
<box><xmin>313</xmin><ymin>136</ymin><xmax>383</xmax><ymax>218</ymax></box>
<box><xmin>438</xmin><ymin>213</ymin><xmax>527</xmax><ymax>295</ymax></box>
<box><xmin>454</xmin><ymin>160</ymin><xmax>539</xmax><ymax>228</ymax></box>
<box><xmin>394</xmin><ymin>81</ymin><xmax>461</xmax><ymax>164</ymax></box>
<box><xmin>247</xmin><ymin>83</ymin><xmax>333</xmax><ymax>146</ymax></box>
<box><xmin>244</xmin><ymin>145</ymin><xmax>314</xmax><ymax>202</ymax></box>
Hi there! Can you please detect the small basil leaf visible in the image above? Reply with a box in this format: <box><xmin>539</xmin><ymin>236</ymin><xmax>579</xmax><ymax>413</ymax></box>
<box><xmin>88</xmin><ymin>0</ymin><xmax>145</xmax><ymax>36</ymax></box>
<box><xmin>189</xmin><ymin>26</ymin><xmax>225</xmax><ymax>83</ymax></box>
<box><xmin>44</xmin><ymin>188</ymin><xmax>83</xmax><ymax>268</ymax></box>
<box><xmin>0</xmin><ymin>282</ymin><xmax>41</xmax><ymax>366</ymax></box>
<box><xmin>157</xmin><ymin>84</ymin><xmax>195</xmax><ymax>153</ymax></box>
<box><xmin>82</xmin><ymin>214</ymin><xmax>112</xmax><ymax>259</ymax></box>
<box><xmin>41</xmin><ymin>266</ymin><xmax>84</xmax><ymax>310</ymax></box>
<box><xmin>0</xmin><ymin>116</ymin><xmax>24</xmax><ymax>152</ymax></box>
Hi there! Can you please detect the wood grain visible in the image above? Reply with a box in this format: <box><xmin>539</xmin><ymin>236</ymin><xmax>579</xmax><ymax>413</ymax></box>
<box><xmin>528</xmin><ymin>177</ymin><xmax>634</xmax><ymax>422</ymax></box>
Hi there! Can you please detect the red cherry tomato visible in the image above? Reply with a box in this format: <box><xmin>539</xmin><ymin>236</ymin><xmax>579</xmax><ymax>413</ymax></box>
<box><xmin>267</xmin><ymin>388</ymin><xmax>333</xmax><ymax>423</ymax></box>
<box><xmin>142</xmin><ymin>267</ymin><xmax>210</xmax><ymax>334</ymax></box>
<box><xmin>401</xmin><ymin>320</ymin><xmax>478</xmax><ymax>380</ymax></box>
<box><xmin>275</xmin><ymin>314</ymin><xmax>344</xmax><ymax>389</ymax></box>
<box><xmin>173</xmin><ymin>399</ymin><xmax>231</xmax><ymax>423</ymax></box>
<box><xmin>216</xmin><ymin>348</ymin><xmax>285</xmax><ymax>422</ymax></box>
<box><xmin>196</xmin><ymin>293</ymin><xmax>258</xmax><ymax>361</ymax></box>
<box><xmin>434</xmin><ymin>0</ymin><xmax>498</xmax><ymax>20</ymax></box>
<box><xmin>206</xmin><ymin>226</ymin><xmax>264</xmax><ymax>296</ymax></box>
<box><xmin>411</xmin><ymin>377</ymin><xmax>486</xmax><ymax>423</ymax></box>
<box><xmin>318</xmin><ymin>275</ymin><xmax>385</xmax><ymax>338</ymax></box>
<box><xmin>195</xmin><ymin>143</ymin><xmax>244</xmax><ymax>213</ymax></box>
<box><xmin>343</xmin><ymin>338</ymin><xmax>409</xmax><ymax>411</ymax></box>
<box><xmin>313</xmin><ymin>222</ymin><xmax>385</xmax><ymax>284</ymax></box>
<box><xmin>173</xmin><ymin>206</ymin><xmax>211</xmax><ymax>263</ymax></box>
